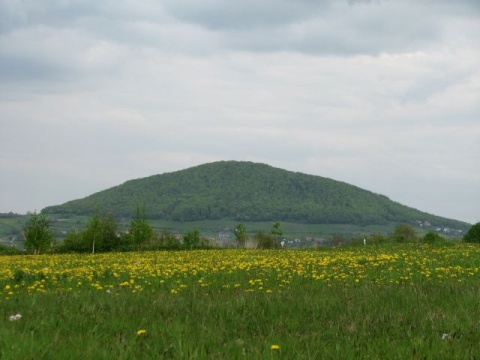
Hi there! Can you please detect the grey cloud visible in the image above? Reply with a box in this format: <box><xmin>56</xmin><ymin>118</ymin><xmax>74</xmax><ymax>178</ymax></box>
<box><xmin>0</xmin><ymin>55</ymin><xmax>73</xmax><ymax>83</ymax></box>
<box><xmin>225</xmin><ymin>20</ymin><xmax>438</xmax><ymax>56</ymax></box>
<box><xmin>161</xmin><ymin>0</ymin><xmax>443</xmax><ymax>55</ymax></box>
<box><xmin>0</xmin><ymin>0</ymin><xmax>168</xmax><ymax>35</ymax></box>
<box><xmin>162</xmin><ymin>0</ymin><xmax>329</xmax><ymax>30</ymax></box>
<box><xmin>0</xmin><ymin>1</ymin><xmax>95</xmax><ymax>33</ymax></box>
<box><xmin>0</xmin><ymin>0</ymin><xmax>474</xmax><ymax>65</ymax></box>
<box><xmin>168</xmin><ymin>0</ymin><xmax>479</xmax><ymax>56</ymax></box>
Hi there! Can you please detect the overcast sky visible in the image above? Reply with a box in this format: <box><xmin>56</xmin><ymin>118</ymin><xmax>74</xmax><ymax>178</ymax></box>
<box><xmin>0</xmin><ymin>0</ymin><xmax>479</xmax><ymax>224</ymax></box>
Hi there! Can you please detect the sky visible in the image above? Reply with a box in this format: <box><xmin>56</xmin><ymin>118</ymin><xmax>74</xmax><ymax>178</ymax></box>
<box><xmin>0</xmin><ymin>0</ymin><xmax>479</xmax><ymax>224</ymax></box>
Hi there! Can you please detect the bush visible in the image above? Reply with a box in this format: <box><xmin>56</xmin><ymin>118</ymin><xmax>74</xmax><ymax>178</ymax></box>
<box><xmin>325</xmin><ymin>234</ymin><xmax>348</xmax><ymax>247</ymax></box>
<box><xmin>369</xmin><ymin>234</ymin><xmax>389</xmax><ymax>245</ymax></box>
<box><xmin>391</xmin><ymin>224</ymin><xmax>417</xmax><ymax>243</ymax></box>
<box><xmin>255</xmin><ymin>231</ymin><xmax>280</xmax><ymax>249</ymax></box>
<box><xmin>59</xmin><ymin>230</ymin><xmax>89</xmax><ymax>253</ymax></box>
<box><xmin>149</xmin><ymin>231</ymin><xmax>181</xmax><ymax>250</ymax></box>
<box><xmin>463</xmin><ymin>222</ymin><xmax>480</xmax><ymax>243</ymax></box>
<box><xmin>128</xmin><ymin>205</ymin><xmax>154</xmax><ymax>250</ymax></box>
<box><xmin>350</xmin><ymin>234</ymin><xmax>388</xmax><ymax>246</ymax></box>
<box><xmin>234</xmin><ymin>223</ymin><xmax>247</xmax><ymax>248</ymax></box>
<box><xmin>182</xmin><ymin>229</ymin><xmax>210</xmax><ymax>249</ymax></box>
<box><xmin>0</xmin><ymin>243</ymin><xmax>23</xmax><ymax>255</ymax></box>
<box><xmin>422</xmin><ymin>231</ymin><xmax>445</xmax><ymax>244</ymax></box>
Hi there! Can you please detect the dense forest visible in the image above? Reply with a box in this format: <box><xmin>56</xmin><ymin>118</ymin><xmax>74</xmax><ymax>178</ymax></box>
<box><xmin>42</xmin><ymin>161</ymin><xmax>469</xmax><ymax>229</ymax></box>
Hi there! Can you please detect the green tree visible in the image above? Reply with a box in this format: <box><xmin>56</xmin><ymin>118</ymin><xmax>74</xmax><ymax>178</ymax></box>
<box><xmin>183</xmin><ymin>228</ymin><xmax>201</xmax><ymax>249</ymax></box>
<box><xmin>99</xmin><ymin>212</ymin><xmax>120</xmax><ymax>251</ymax></box>
<box><xmin>62</xmin><ymin>229</ymin><xmax>88</xmax><ymax>253</ymax></box>
<box><xmin>61</xmin><ymin>213</ymin><xmax>120</xmax><ymax>253</ymax></box>
<box><xmin>391</xmin><ymin>224</ymin><xmax>417</xmax><ymax>243</ymax></box>
<box><xmin>84</xmin><ymin>208</ymin><xmax>101</xmax><ymax>254</ymax></box>
<box><xmin>23</xmin><ymin>211</ymin><xmax>54</xmax><ymax>254</ymax></box>
<box><xmin>271</xmin><ymin>221</ymin><xmax>282</xmax><ymax>241</ymax></box>
<box><xmin>463</xmin><ymin>222</ymin><xmax>480</xmax><ymax>243</ymax></box>
<box><xmin>234</xmin><ymin>223</ymin><xmax>247</xmax><ymax>248</ymax></box>
<box><xmin>422</xmin><ymin>231</ymin><xmax>444</xmax><ymax>244</ymax></box>
<box><xmin>128</xmin><ymin>205</ymin><xmax>154</xmax><ymax>250</ymax></box>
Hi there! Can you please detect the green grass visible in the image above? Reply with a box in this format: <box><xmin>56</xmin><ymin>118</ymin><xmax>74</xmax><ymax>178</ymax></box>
<box><xmin>1</xmin><ymin>244</ymin><xmax>480</xmax><ymax>358</ymax></box>
<box><xmin>2</xmin><ymin>280</ymin><xmax>479</xmax><ymax>359</ymax></box>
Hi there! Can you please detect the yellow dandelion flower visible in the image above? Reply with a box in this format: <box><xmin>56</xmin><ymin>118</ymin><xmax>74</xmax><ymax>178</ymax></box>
<box><xmin>271</xmin><ymin>344</ymin><xmax>280</xmax><ymax>351</ymax></box>
<box><xmin>137</xmin><ymin>329</ymin><xmax>147</xmax><ymax>336</ymax></box>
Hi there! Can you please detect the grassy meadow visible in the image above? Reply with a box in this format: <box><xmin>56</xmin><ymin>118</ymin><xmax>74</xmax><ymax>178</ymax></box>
<box><xmin>1</xmin><ymin>243</ymin><xmax>480</xmax><ymax>359</ymax></box>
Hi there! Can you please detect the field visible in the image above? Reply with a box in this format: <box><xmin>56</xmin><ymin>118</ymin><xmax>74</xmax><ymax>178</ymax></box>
<box><xmin>1</xmin><ymin>243</ymin><xmax>480</xmax><ymax>359</ymax></box>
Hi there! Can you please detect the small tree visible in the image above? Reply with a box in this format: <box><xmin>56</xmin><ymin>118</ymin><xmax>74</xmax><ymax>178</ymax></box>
<box><xmin>422</xmin><ymin>231</ymin><xmax>444</xmax><ymax>244</ymax></box>
<box><xmin>99</xmin><ymin>212</ymin><xmax>120</xmax><ymax>251</ymax></box>
<box><xmin>84</xmin><ymin>208</ymin><xmax>101</xmax><ymax>254</ymax></box>
<box><xmin>463</xmin><ymin>222</ymin><xmax>480</xmax><ymax>243</ymax></box>
<box><xmin>62</xmin><ymin>229</ymin><xmax>88</xmax><ymax>253</ymax></box>
<box><xmin>23</xmin><ymin>211</ymin><xmax>54</xmax><ymax>254</ymax></box>
<box><xmin>128</xmin><ymin>205</ymin><xmax>153</xmax><ymax>250</ymax></box>
<box><xmin>183</xmin><ymin>228</ymin><xmax>200</xmax><ymax>249</ymax></box>
<box><xmin>271</xmin><ymin>221</ymin><xmax>283</xmax><ymax>241</ymax></box>
<box><xmin>234</xmin><ymin>223</ymin><xmax>247</xmax><ymax>248</ymax></box>
<box><xmin>391</xmin><ymin>224</ymin><xmax>417</xmax><ymax>243</ymax></box>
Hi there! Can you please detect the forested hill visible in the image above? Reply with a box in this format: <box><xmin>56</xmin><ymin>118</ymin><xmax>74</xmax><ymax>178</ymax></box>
<box><xmin>42</xmin><ymin>161</ymin><xmax>469</xmax><ymax>229</ymax></box>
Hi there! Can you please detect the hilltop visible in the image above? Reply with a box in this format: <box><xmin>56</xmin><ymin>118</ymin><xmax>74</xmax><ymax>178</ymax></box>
<box><xmin>41</xmin><ymin>161</ymin><xmax>469</xmax><ymax>230</ymax></box>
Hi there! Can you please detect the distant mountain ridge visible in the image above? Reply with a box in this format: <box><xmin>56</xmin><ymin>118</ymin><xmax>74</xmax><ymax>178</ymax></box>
<box><xmin>42</xmin><ymin>161</ymin><xmax>469</xmax><ymax>229</ymax></box>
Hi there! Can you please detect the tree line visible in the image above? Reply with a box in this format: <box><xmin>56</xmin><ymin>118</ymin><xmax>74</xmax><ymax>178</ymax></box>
<box><xmin>332</xmin><ymin>222</ymin><xmax>480</xmax><ymax>246</ymax></box>
<box><xmin>20</xmin><ymin>206</ymin><xmax>212</xmax><ymax>254</ymax></box>
<box><xmin>6</xmin><ymin>207</ymin><xmax>480</xmax><ymax>255</ymax></box>
<box><xmin>17</xmin><ymin>209</ymin><xmax>288</xmax><ymax>254</ymax></box>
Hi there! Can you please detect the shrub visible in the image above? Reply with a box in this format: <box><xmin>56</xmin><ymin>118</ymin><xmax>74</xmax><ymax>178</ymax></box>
<box><xmin>350</xmin><ymin>234</ymin><xmax>388</xmax><ymax>246</ymax></box>
<box><xmin>183</xmin><ymin>229</ymin><xmax>198</xmax><ymax>249</ymax></box>
<box><xmin>0</xmin><ymin>243</ymin><xmax>22</xmax><ymax>255</ymax></box>
<box><xmin>155</xmin><ymin>230</ymin><xmax>181</xmax><ymax>249</ymax></box>
<box><xmin>255</xmin><ymin>231</ymin><xmax>279</xmax><ymax>249</ymax></box>
<box><xmin>422</xmin><ymin>231</ymin><xmax>445</xmax><ymax>244</ymax></box>
<box><xmin>391</xmin><ymin>224</ymin><xmax>417</xmax><ymax>243</ymax></box>
<box><xmin>369</xmin><ymin>234</ymin><xmax>389</xmax><ymax>245</ymax></box>
<box><xmin>463</xmin><ymin>222</ymin><xmax>480</xmax><ymax>243</ymax></box>
<box><xmin>59</xmin><ymin>230</ymin><xmax>89</xmax><ymax>253</ymax></box>
<box><xmin>234</xmin><ymin>223</ymin><xmax>248</xmax><ymax>248</ymax></box>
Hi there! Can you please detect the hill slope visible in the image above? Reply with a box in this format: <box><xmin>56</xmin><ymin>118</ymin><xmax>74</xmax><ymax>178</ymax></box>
<box><xmin>42</xmin><ymin>161</ymin><xmax>469</xmax><ymax>229</ymax></box>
